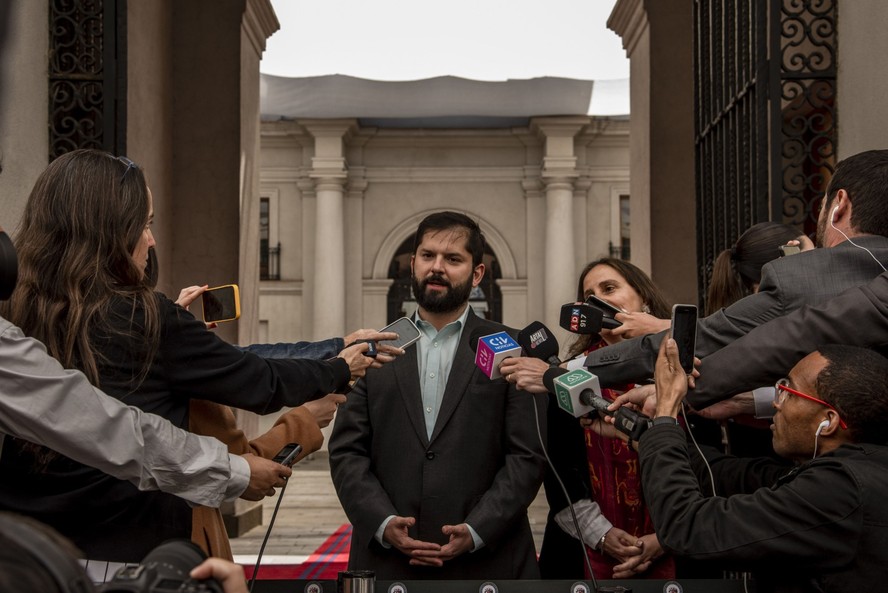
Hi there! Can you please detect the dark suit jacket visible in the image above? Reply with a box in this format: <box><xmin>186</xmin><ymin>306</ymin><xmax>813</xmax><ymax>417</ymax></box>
<box><xmin>690</xmin><ymin>271</ymin><xmax>888</xmax><ymax>407</ymax></box>
<box><xmin>329</xmin><ymin>309</ymin><xmax>547</xmax><ymax>580</ymax></box>
<box><xmin>581</xmin><ymin>236</ymin><xmax>888</xmax><ymax>395</ymax></box>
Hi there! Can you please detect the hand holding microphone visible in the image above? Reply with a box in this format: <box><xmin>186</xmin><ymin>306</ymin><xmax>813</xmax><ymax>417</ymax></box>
<box><xmin>559</xmin><ymin>296</ymin><xmax>623</xmax><ymax>335</ymax></box>
<box><xmin>543</xmin><ymin>366</ymin><xmax>652</xmax><ymax>441</ymax></box>
<box><xmin>469</xmin><ymin>327</ymin><xmax>522</xmax><ymax>379</ymax></box>
<box><xmin>497</xmin><ymin>321</ymin><xmax>564</xmax><ymax>393</ymax></box>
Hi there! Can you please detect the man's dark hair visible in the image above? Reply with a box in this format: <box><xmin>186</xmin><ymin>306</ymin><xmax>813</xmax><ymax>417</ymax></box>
<box><xmin>823</xmin><ymin>149</ymin><xmax>888</xmax><ymax>237</ymax></box>
<box><xmin>816</xmin><ymin>344</ymin><xmax>888</xmax><ymax>445</ymax></box>
<box><xmin>412</xmin><ymin>211</ymin><xmax>485</xmax><ymax>267</ymax></box>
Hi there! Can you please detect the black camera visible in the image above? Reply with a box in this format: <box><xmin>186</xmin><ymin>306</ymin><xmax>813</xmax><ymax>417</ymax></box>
<box><xmin>99</xmin><ymin>540</ymin><xmax>223</xmax><ymax>593</ymax></box>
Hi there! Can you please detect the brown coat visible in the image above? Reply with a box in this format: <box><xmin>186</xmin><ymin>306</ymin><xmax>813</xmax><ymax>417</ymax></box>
<box><xmin>189</xmin><ymin>400</ymin><xmax>324</xmax><ymax>559</ymax></box>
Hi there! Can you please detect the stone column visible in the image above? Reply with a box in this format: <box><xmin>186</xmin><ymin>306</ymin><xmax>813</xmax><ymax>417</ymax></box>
<box><xmin>543</xmin><ymin>177</ymin><xmax>576</xmax><ymax>337</ymax></box>
<box><xmin>302</xmin><ymin>120</ymin><xmax>357</xmax><ymax>340</ymax></box>
<box><xmin>532</xmin><ymin>118</ymin><xmax>587</xmax><ymax>340</ymax></box>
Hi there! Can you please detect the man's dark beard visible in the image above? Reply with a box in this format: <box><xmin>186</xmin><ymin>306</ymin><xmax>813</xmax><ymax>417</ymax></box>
<box><xmin>412</xmin><ymin>273</ymin><xmax>473</xmax><ymax>314</ymax></box>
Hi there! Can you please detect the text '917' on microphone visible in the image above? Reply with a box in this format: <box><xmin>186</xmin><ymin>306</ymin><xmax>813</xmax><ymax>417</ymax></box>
<box><xmin>474</xmin><ymin>331</ymin><xmax>522</xmax><ymax>379</ymax></box>
<box><xmin>559</xmin><ymin>303</ymin><xmax>604</xmax><ymax>335</ymax></box>
<box><xmin>516</xmin><ymin>321</ymin><xmax>561</xmax><ymax>365</ymax></box>
<box><xmin>542</xmin><ymin>367</ymin><xmax>604</xmax><ymax>418</ymax></box>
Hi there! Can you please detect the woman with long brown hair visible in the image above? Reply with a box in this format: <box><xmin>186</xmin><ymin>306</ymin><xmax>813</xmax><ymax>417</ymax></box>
<box><xmin>0</xmin><ymin>149</ymin><xmax>374</xmax><ymax>567</ymax></box>
<box><xmin>706</xmin><ymin>221</ymin><xmax>813</xmax><ymax>315</ymax></box>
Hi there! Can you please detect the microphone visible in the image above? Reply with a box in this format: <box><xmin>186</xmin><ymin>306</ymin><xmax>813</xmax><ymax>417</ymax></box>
<box><xmin>559</xmin><ymin>303</ymin><xmax>603</xmax><ymax>335</ymax></box>
<box><xmin>559</xmin><ymin>296</ymin><xmax>625</xmax><ymax>334</ymax></box>
<box><xmin>542</xmin><ymin>367</ymin><xmax>603</xmax><ymax>418</ymax></box>
<box><xmin>516</xmin><ymin>321</ymin><xmax>561</xmax><ymax>365</ymax></box>
<box><xmin>471</xmin><ymin>329</ymin><xmax>521</xmax><ymax>380</ymax></box>
<box><xmin>542</xmin><ymin>367</ymin><xmax>653</xmax><ymax>440</ymax></box>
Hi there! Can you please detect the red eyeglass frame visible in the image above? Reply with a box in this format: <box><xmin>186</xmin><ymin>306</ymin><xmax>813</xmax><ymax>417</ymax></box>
<box><xmin>775</xmin><ymin>379</ymin><xmax>848</xmax><ymax>429</ymax></box>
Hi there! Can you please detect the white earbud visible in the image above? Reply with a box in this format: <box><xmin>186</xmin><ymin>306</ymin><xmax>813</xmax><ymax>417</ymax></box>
<box><xmin>816</xmin><ymin>419</ymin><xmax>830</xmax><ymax>436</ymax></box>
<box><xmin>831</xmin><ymin>205</ymin><xmax>839</xmax><ymax>224</ymax></box>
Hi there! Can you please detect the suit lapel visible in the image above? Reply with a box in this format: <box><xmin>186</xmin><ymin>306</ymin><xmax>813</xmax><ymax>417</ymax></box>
<box><xmin>429</xmin><ymin>309</ymin><xmax>480</xmax><ymax>444</ymax></box>
<box><xmin>392</xmin><ymin>337</ymin><xmax>430</xmax><ymax>447</ymax></box>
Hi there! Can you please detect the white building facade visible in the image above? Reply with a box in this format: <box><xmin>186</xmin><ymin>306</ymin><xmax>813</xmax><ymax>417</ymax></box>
<box><xmin>257</xmin><ymin>106</ymin><xmax>630</xmax><ymax>352</ymax></box>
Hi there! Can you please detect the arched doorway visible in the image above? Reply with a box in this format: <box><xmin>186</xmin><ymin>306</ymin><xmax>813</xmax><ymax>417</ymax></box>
<box><xmin>386</xmin><ymin>235</ymin><xmax>502</xmax><ymax>324</ymax></box>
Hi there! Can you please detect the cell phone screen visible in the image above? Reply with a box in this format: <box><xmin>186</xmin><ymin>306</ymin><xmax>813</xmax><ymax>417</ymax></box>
<box><xmin>379</xmin><ymin>317</ymin><xmax>422</xmax><ymax>349</ymax></box>
<box><xmin>671</xmin><ymin>304</ymin><xmax>698</xmax><ymax>374</ymax></box>
<box><xmin>202</xmin><ymin>285</ymin><xmax>240</xmax><ymax>323</ymax></box>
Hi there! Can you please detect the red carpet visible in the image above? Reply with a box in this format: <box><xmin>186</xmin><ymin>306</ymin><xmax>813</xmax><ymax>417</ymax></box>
<box><xmin>243</xmin><ymin>524</ymin><xmax>352</xmax><ymax>580</ymax></box>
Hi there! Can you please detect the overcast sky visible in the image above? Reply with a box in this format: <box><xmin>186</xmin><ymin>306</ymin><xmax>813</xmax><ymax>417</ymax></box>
<box><xmin>261</xmin><ymin>0</ymin><xmax>628</xmax><ymax>82</ymax></box>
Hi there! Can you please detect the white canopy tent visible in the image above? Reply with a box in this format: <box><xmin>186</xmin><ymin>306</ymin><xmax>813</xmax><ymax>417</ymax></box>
<box><xmin>260</xmin><ymin>74</ymin><xmax>629</xmax><ymax>125</ymax></box>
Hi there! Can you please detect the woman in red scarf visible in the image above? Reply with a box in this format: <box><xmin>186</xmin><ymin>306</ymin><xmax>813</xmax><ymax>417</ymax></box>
<box><xmin>565</xmin><ymin>258</ymin><xmax>675</xmax><ymax>580</ymax></box>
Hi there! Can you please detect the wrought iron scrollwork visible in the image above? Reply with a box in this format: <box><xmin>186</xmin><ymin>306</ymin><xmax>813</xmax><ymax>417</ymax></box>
<box><xmin>774</xmin><ymin>0</ymin><xmax>837</xmax><ymax>234</ymax></box>
<box><xmin>694</xmin><ymin>0</ymin><xmax>837</xmax><ymax>308</ymax></box>
<box><xmin>48</xmin><ymin>0</ymin><xmax>125</xmax><ymax>160</ymax></box>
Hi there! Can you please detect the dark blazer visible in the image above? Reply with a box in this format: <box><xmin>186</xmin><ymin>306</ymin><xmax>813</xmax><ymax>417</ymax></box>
<box><xmin>581</xmin><ymin>236</ymin><xmax>888</xmax><ymax>391</ymax></box>
<box><xmin>329</xmin><ymin>309</ymin><xmax>547</xmax><ymax>580</ymax></box>
<box><xmin>0</xmin><ymin>294</ymin><xmax>350</xmax><ymax>562</ymax></box>
<box><xmin>640</xmin><ymin>426</ymin><xmax>888</xmax><ymax>592</ymax></box>
<box><xmin>689</xmin><ymin>271</ymin><xmax>888</xmax><ymax>407</ymax></box>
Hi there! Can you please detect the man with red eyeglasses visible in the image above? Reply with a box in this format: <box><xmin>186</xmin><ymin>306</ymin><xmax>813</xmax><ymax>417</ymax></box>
<box><xmin>633</xmin><ymin>339</ymin><xmax>888</xmax><ymax>592</ymax></box>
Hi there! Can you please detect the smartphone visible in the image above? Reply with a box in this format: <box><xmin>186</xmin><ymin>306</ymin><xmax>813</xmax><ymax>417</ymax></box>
<box><xmin>585</xmin><ymin>295</ymin><xmax>623</xmax><ymax>329</ymax></box>
<box><xmin>202</xmin><ymin>284</ymin><xmax>240</xmax><ymax>323</ymax></box>
<box><xmin>272</xmin><ymin>443</ymin><xmax>303</xmax><ymax>467</ymax></box>
<box><xmin>779</xmin><ymin>244</ymin><xmax>801</xmax><ymax>256</ymax></box>
<box><xmin>670</xmin><ymin>304</ymin><xmax>698</xmax><ymax>374</ymax></box>
<box><xmin>378</xmin><ymin>316</ymin><xmax>422</xmax><ymax>349</ymax></box>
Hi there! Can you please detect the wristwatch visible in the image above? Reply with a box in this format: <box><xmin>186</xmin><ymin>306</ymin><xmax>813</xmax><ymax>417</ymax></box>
<box><xmin>651</xmin><ymin>416</ymin><xmax>680</xmax><ymax>427</ymax></box>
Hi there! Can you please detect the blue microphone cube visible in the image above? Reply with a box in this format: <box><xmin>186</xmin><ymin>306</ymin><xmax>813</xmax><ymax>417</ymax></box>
<box><xmin>475</xmin><ymin>331</ymin><xmax>522</xmax><ymax>379</ymax></box>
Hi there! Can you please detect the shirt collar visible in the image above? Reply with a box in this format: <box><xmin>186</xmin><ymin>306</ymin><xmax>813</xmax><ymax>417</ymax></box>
<box><xmin>414</xmin><ymin>303</ymin><xmax>472</xmax><ymax>338</ymax></box>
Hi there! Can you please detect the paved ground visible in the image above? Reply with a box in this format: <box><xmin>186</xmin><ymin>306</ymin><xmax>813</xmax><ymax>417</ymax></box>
<box><xmin>230</xmin><ymin>452</ymin><xmax>549</xmax><ymax>564</ymax></box>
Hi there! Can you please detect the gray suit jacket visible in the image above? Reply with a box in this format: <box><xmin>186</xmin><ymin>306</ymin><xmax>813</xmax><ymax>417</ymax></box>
<box><xmin>329</xmin><ymin>309</ymin><xmax>547</xmax><ymax>580</ymax></box>
<box><xmin>582</xmin><ymin>236</ymin><xmax>888</xmax><ymax>395</ymax></box>
<box><xmin>690</xmin><ymin>271</ymin><xmax>888</xmax><ymax>407</ymax></box>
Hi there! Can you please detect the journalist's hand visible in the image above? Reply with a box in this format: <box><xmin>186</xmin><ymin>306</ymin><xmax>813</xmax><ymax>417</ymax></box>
<box><xmin>580</xmin><ymin>414</ymin><xmax>623</xmax><ymax>440</ymax></box>
<box><xmin>302</xmin><ymin>393</ymin><xmax>347</xmax><ymax>428</ymax></box>
<box><xmin>338</xmin><ymin>342</ymin><xmax>377</xmax><ymax>379</ymax></box>
<box><xmin>692</xmin><ymin>391</ymin><xmax>756</xmax><ymax>420</ymax></box>
<box><xmin>240</xmin><ymin>453</ymin><xmax>290</xmax><ymax>501</ymax></box>
<box><xmin>174</xmin><ymin>284</ymin><xmax>218</xmax><ymax>329</ymax></box>
<box><xmin>604</xmin><ymin>383</ymin><xmax>658</xmax><ymax>420</ymax></box>
<box><xmin>610</xmin><ymin>312</ymin><xmax>671</xmax><ymax>339</ymax></box>
<box><xmin>190</xmin><ymin>558</ymin><xmax>248</xmax><ymax>593</ymax></box>
<box><xmin>498</xmin><ymin>356</ymin><xmax>553</xmax><ymax>393</ymax></box>
<box><xmin>654</xmin><ymin>338</ymin><xmax>692</xmax><ymax>418</ymax></box>
<box><xmin>343</xmin><ymin>329</ymin><xmax>404</xmax><ymax>368</ymax></box>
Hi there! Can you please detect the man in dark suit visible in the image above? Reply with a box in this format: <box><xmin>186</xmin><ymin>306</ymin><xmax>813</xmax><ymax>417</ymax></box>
<box><xmin>578</xmin><ymin>149</ymin><xmax>888</xmax><ymax>390</ymax></box>
<box><xmin>688</xmin><ymin>271</ymin><xmax>888</xmax><ymax>409</ymax></box>
<box><xmin>329</xmin><ymin>211</ymin><xmax>547</xmax><ymax>580</ymax></box>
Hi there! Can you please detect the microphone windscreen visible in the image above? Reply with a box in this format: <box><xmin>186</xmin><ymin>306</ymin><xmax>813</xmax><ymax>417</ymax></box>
<box><xmin>517</xmin><ymin>321</ymin><xmax>560</xmax><ymax>362</ymax></box>
<box><xmin>559</xmin><ymin>303</ymin><xmax>603</xmax><ymax>334</ymax></box>
<box><xmin>468</xmin><ymin>327</ymin><xmax>489</xmax><ymax>353</ymax></box>
<box><xmin>542</xmin><ymin>366</ymin><xmax>569</xmax><ymax>393</ymax></box>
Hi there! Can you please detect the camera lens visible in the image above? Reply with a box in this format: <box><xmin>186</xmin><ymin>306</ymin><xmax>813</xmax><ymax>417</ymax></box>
<box><xmin>140</xmin><ymin>540</ymin><xmax>207</xmax><ymax>576</ymax></box>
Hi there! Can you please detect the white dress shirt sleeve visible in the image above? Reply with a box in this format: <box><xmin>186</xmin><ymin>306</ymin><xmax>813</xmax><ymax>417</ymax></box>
<box><xmin>0</xmin><ymin>316</ymin><xmax>242</xmax><ymax>507</ymax></box>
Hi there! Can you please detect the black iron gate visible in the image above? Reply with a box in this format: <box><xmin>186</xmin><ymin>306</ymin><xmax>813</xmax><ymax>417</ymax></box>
<box><xmin>48</xmin><ymin>0</ymin><xmax>127</xmax><ymax>160</ymax></box>
<box><xmin>694</xmin><ymin>0</ymin><xmax>837</xmax><ymax>308</ymax></box>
